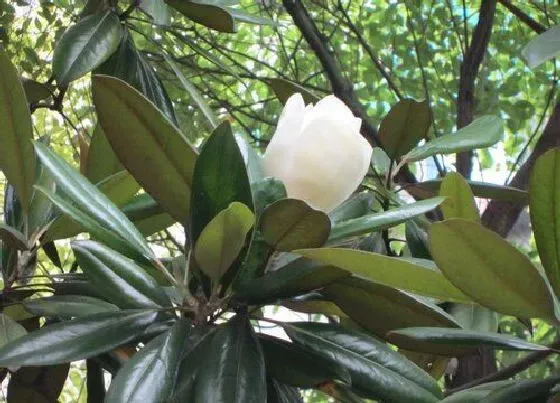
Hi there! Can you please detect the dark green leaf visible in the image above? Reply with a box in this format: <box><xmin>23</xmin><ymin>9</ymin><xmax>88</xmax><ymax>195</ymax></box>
<box><xmin>72</xmin><ymin>240</ymin><xmax>171</xmax><ymax>309</ymax></box>
<box><xmin>283</xmin><ymin>322</ymin><xmax>442</xmax><ymax>402</ymax></box>
<box><xmin>52</xmin><ymin>11</ymin><xmax>122</xmax><ymax>86</ymax></box>
<box><xmin>379</xmin><ymin>98</ymin><xmax>432</xmax><ymax>159</ymax></box>
<box><xmin>483</xmin><ymin>376</ymin><xmax>560</xmax><ymax>403</ymax></box>
<box><xmin>329</xmin><ymin>197</ymin><xmax>445</xmax><ymax>242</ymax></box>
<box><xmin>429</xmin><ymin>219</ymin><xmax>558</xmax><ymax>322</ymax></box>
<box><xmin>0</xmin><ymin>309</ymin><xmax>159</xmax><ymax>366</ymax></box>
<box><xmin>261</xmin><ymin>199</ymin><xmax>330</xmax><ymax>251</ymax></box>
<box><xmin>92</xmin><ymin>75</ymin><xmax>197</xmax><ymax>222</ymax></box>
<box><xmin>404</xmin><ymin>116</ymin><xmax>503</xmax><ymax>162</ymax></box>
<box><xmin>329</xmin><ymin>193</ymin><xmax>374</xmax><ymax>223</ymax></box>
<box><xmin>0</xmin><ymin>50</ymin><xmax>35</xmax><ymax>212</ymax></box>
<box><xmin>0</xmin><ymin>313</ymin><xmax>27</xmax><ymax>348</ymax></box>
<box><xmin>0</xmin><ymin>224</ymin><xmax>29</xmax><ymax>250</ymax></box>
<box><xmin>252</xmin><ymin>178</ymin><xmax>287</xmax><ymax>216</ymax></box>
<box><xmin>105</xmin><ymin>320</ymin><xmax>190</xmax><ymax>403</ymax></box>
<box><xmin>23</xmin><ymin>295</ymin><xmax>119</xmax><ymax>317</ymax></box>
<box><xmin>165</xmin><ymin>0</ymin><xmax>236</xmax><ymax>32</ymax></box>
<box><xmin>7</xmin><ymin>364</ymin><xmax>69</xmax><ymax>403</ymax></box>
<box><xmin>267</xmin><ymin>379</ymin><xmax>303</xmax><ymax>403</ymax></box>
<box><xmin>21</xmin><ymin>78</ymin><xmax>52</xmax><ymax>103</ymax></box>
<box><xmin>87</xmin><ymin>360</ymin><xmax>106</xmax><ymax>402</ymax></box>
<box><xmin>405</xmin><ymin>180</ymin><xmax>528</xmax><ymax>203</ymax></box>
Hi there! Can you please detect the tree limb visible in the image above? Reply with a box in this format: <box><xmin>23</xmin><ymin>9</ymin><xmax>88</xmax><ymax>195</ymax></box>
<box><xmin>497</xmin><ymin>0</ymin><xmax>546</xmax><ymax>34</ymax></box>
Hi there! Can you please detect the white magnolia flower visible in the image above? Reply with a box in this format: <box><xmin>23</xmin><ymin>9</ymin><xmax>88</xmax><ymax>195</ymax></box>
<box><xmin>263</xmin><ymin>93</ymin><xmax>373</xmax><ymax>212</ymax></box>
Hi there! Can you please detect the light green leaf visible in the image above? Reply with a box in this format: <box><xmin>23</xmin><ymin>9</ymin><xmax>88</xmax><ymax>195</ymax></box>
<box><xmin>86</xmin><ymin>124</ymin><xmax>122</xmax><ymax>184</ymax></box>
<box><xmin>429</xmin><ymin>219</ymin><xmax>558</xmax><ymax>322</ymax></box>
<box><xmin>264</xmin><ymin>77</ymin><xmax>320</xmax><ymax>105</ymax></box>
<box><xmin>194</xmin><ymin>202</ymin><xmax>255</xmax><ymax>282</ymax></box>
<box><xmin>439</xmin><ymin>172</ymin><xmax>479</xmax><ymax>222</ymax></box>
<box><xmin>0</xmin><ymin>313</ymin><xmax>26</xmax><ymax>349</ymax></box>
<box><xmin>522</xmin><ymin>25</ymin><xmax>560</xmax><ymax>68</ymax></box>
<box><xmin>52</xmin><ymin>11</ymin><xmax>122</xmax><ymax>86</ymax></box>
<box><xmin>404</xmin><ymin>116</ymin><xmax>503</xmax><ymax>162</ymax></box>
<box><xmin>0</xmin><ymin>50</ymin><xmax>35</xmax><ymax>212</ymax></box>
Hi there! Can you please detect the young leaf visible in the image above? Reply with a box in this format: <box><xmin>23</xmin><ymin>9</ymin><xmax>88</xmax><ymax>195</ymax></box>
<box><xmin>439</xmin><ymin>172</ymin><xmax>479</xmax><ymax>222</ymax></box>
<box><xmin>283</xmin><ymin>322</ymin><xmax>442</xmax><ymax>402</ymax></box>
<box><xmin>0</xmin><ymin>309</ymin><xmax>159</xmax><ymax>366</ymax></box>
<box><xmin>194</xmin><ymin>315</ymin><xmax>266</xmax><ymax>402</ymax></box>
<box><xmin>260</xmin><ymin>199</ymin><xmax>331</xmax><ymax>251</ymax></box>
<box><xmin>72</xmin><ymin>240</ymin><xmax>171</xmax><ymax>309</ymax></box>
<box><xmin>191</xmin><ymin>121</ymin><xmax>254</xmax><ymax>244</ymax></box>
<box><xmin>522</xmin><ymin>25</ymin><xmax>560</xmax><ymax>68</ymax></box>
<box><xmin>34</xmin><ymin>142</ymin><xmax>152</xmax><ymax>259</ymax></box>
<box><xmin>194</xmin><ymin>202</ymin><xmax>255</xmax><ymax>282</ymax></box>
<box><xmin>52</xmin><ymin>11</ymin><xmax>122</xmax><ymax>86</ymax></box>
<box><xmin>404</xmin><ymin>116</ymin><xmax>503</xmax><ymax>162</ymax></box>
<box><xmin>0</xmin><ymin>50</ymin><xmax>35</xmax><ymax>212</ymax></box>
<box><xmin>329</xmin><ymin>197</ymin><xmax>445</xmax><ymax>242</ymax></box>
<box><xmin>23</xmin><ymin>295</ymin><xmax>119</xmax><ymax>317</ymax></box>
<box><xmin>297</xmin><ymin>248</ymin><xmax>469</xmax><ymax>302</ymax></box>
<box><xmin>529</xmin><ymin>148</ymin><xmax>560</xmax><ymax>297</ymax></box>
<box><xmin>92</xmin><ymin>75</ymin><xmax>197</xmax><ymax>222</ymax></box>
<box><xmin>379</xmin><ymin>98</ymin><xmax>432</xmax><ymax>159</ymax></box>
<box><xmin>429</xmin><ymin>219</ymin><xmax>558</xmax><ymax>322</ymax></box>
<box><xmin>105</xmin><ymin>320</ymin><xmax>190</xmax><ymax>403</ymax></box>
<box><xmin>387</xmin><ymin>327</ymin><xmax>550</xmax><ymax>352</ymax></box>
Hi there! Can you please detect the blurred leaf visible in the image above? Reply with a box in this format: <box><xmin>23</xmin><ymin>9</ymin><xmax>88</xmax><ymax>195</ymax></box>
<box><xmin>297</xmin><ymin>248</ymin><xmax>469</xmax><ymax>302</ymax></box>
<box><xmin>266</xmin><ymin>379</ymin><xmax>303</xmax><ymax>403</ymax></box>
<box><xmin>34</xmin><ymin>142</ymin><xmax>152</xmax><ymax>259</ymax></box>
<box><xmin>261</xmin><ymin>199</ymin><xmax>330</xmax><ymax>251</ymax></box>
<box><xmin>449</xmin><ymin>303</ymin><xmax>498</xmax><ymax>333</ymax></box>
<box><xmin>0</xmin><ymin>224</ymin><xmax>29</xmax><ymax>250</ymax></box>
<box><xmin>0</xmin><ymin>50</ymin><xmax>35</xmax><ymax>212</ymax></box>
<box><xmin>379</xmin><ymin>98</ymin><xmax>432</xmax><ymax>159</ymax></box>
<box><xmin>7</xmin><ymin>364</ymin><xmax>69</xmax><ymax>403</ymax></box>
<box><xmin>404</xmin><ymin>116</ymin><xmax>503</xmax><ymax>162</ymax></box>
<box><xmin>165</xmin><ymin>0</ymin><xmax>236</xmax><ymax>32</ymax></box>
<box><xmin>439</xmin><ymin>172</ymin><xmax>479</xmax><ymax>222</ymax></box>
<box><xmin>86</xmin><ymin>124</ymin><xmax>122</xmax><ymax>184</ymax></box>
<box><xmin>23</xmin><ymin>295</ymin><xmax>119</xmax><ymax>317</ymax></box>
<box><xmin>529</xmin><ymin>148</ymin><xmax>560</xmax><ymax>297</ymax></box>
<box><xmin>0</xmin><ymin>313</ymin><xmax>27</xmax><ymax>348</ymax></box>
<box><xmin>264</xmin><ymin>77</ymin><xmax>320</xmax><ymax>105</ymax></box>
<box><xmin>139</xmin><ymin>0</ymin><xmax>170</xmax><ymax>25</ymax></box>
<box><xmin>121</xmin><ymin>193</ymin><xmax>175</xmax><ymax>236</ymax></box>
<box><xmin>405</xmin><ymin>221</ymin><xmax>431</xmax><ymax>259</ymax></box>
<box><xmin>252</xmin><ymin>177</ymin><xmax>286</xmax><ymax>216</ymax></box>
<box><xmin>0</xmin><ymin>309</ymin><xmax>159</xmax><ymax>366</ymax></box>
<box><xmin>21</xmin><ymin>78</ymin><xmax>52</xmax><ymax>103</ymax></box>
<box><xmin>387</xmin><ymin>327</ymin><xmax>550</xmax><ymax>352</ymax></box>
<box><xmin>52</xmin><ymin>11</ymin><xmax>122</xmax><ymax>86</ymax></box>
<box><xmin>405</xmin><ymin>180</ymin><xmax>528</xmax><ymax>203</ymax></box>
<box><xmin>194</xmin><ymin>202</ymin><xmax>255</xmax><ymax>282</ymax></box>
<box><xmin>72</xmin><ymin>240</ymin><xmax>171</xmax><ymax>309</ymax></box>
<box><xmin>105</xmin><ymin>320</ymin><xmax>190</xmax><ymax>403</ymax></box>
<box><xmin>194</xmin><ymin>315</ymin><xmax>266</xmax><ymax>402</ymax></box>
<box><xmin>522</xmin><ymin>25</ymin><xmax>560</xmax><ymax>68</ymax></box>
<box><xmin>28</xmin><ymin>159</ymin><xmax>57</xmax><ymax>233</ymax></box>
<box><xmin>484</xmin><ymin>376</ymin><xmax>560</xmax><ymax>403</ymax></box>
<box><xmin>283</xmin><ymin>322</ymin><xmax>442</xmax><ymax>402</ymax></box>
<box><xmin>93</xmin><ymin>75</ymin><xmax>197</xmax><ymax>222</ymax></box>
<box><xmin>429</xmin><ymin>219</ymin><xmax>558</xmax><ymax>322</ymax></box>
<box><xmin>329</xmin><ymin>197</ymin><xmax>445</xmax><ymax>242</ymax></box>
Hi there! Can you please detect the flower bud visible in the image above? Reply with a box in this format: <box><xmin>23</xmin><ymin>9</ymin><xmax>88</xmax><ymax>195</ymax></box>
<box><xmin>263</xmin><ymin>93</ymin><xmax>373</xmax><ymax>212</ymax></box>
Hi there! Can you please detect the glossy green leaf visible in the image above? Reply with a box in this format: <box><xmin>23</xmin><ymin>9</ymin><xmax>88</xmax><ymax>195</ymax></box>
<box><xmin>0</xmin><ymin>313</ymin><xmax>26</xmax><ymax>349</ymax></box>
<box><xmin>405</xmin><ymin>179</ymin><xmax>528</xmax><ymax>203</ymax></box>
<box><xmin>439</xmin><ymin>172</ymin><xmax>479</xmax><ymax>222</ymax></box>
<box><xmin>106</xmin><ymin>320</ymin><xmax>190</xmax><ymax>403</ymax></box>
<box><xmin>96</xmin><ymin>29</ymin><xmax>177</xmax><ymax>123</ymax></box>
<box><xmin>73</xmin><ymin>240</ymin><xmax>171</xmax><ymax>309</ymax></box>
<box><xmin>323</xmin><ymin>277</ymin><xmax>460</xmax><ymax>354</ymax></box>
<box><xmin>260</xmin><ymin>335</ymin><xmax>350</xmax><ymax>388</ymax></box>
<box><xmin>194</xmin><ymin>202</ymin><xmax>255</xmax><ymax>282</ymax></box>
<box><xmin>329</xmin><ymin>192</ymin><xmax>374</xmax><ymax>223</ymax></box>
<box><xmin>34</xmin><ymin>142</ymin><xmax>152</xmax><ymax>258</ymax></box>
<box><xmin>139</xmin><ymin>0</ymin><xmax>170</xmax><ymax>25</ymax></box>
<box><xmin>297</xmin><ymin>247</ymin><xmax>469</xmax><ymax>302</ymax></box>
<box><xmin>165</xmin><ymin>0</ymin><xmax>235</xmax><ymax>32</ymax></box>
<box><xmin>46</xmin><ymin>170</ymin><xmax>140</xmax><ymax>241</ymax></box>
<box><xmin>483</xmin><ymin>376</ymin><xmax>560</xmax><ymax>403</ymax></box>
<box><xmin>191</xmin><ymin>121</ymin><xmax>253</xmax><ymax>244</ymax></box>
<box><xmin>0</xmin><ymin>309</ymin><xmax>159</xmax><ymax>366</ymax></box>
<box><xmin>23</xmin><ymin>295</ymin><xmax>119</xmax><ymax>317</ymax></box>
<box><xmin>404</xmin><ymin>116</ymin><xmax>503</xmax><ymax>162</ymax></box>
<box><xmin>429</xmin><ymin>219</ymin><xmax>558</xmax><ymax>322</ymax></box>
<box><xmin>529</xmin><ymin>148</ymin><xmax>560</xmax><ymax>297</ymax></box>
<box><xmin>0</xmin><ymin>224</ymin><xmax>28</xmax><ymax>250</ymax></box>
<box><xmin>86</xmin><ymin>124</ymin><xmax>122</xmax><ymax>184</ymax></box>
<box><xmin>283</xmin><ymin>322</ymin><xmax>442</xmax><ymax>402</ymax></box>
<box><xmin>93</xmin><ymin>75</ymin><xmax>197</xmax><ymax>222</ymax></box>
<box><xmin>439</xmin><ymin>381</ymin><xmax>518</xmax><ymax>403</ymax></box>
<box><xmin>234</xmin><ymin>258</ymin><xmax>349</xmax><ymax>303</ymax></box>
<box><xmin>261</xmin><ymin>199</ymin><xmax>330</xmax><ymax>251</ymax></box>
<box><xmin>329</xmin><ymin>197</ymin><xmax>445</xmax><ymax>242</ymax></box>
<box><xmin>0</xmin><ymin>50</ymin><xmax>35</xmax><ymax>212</ymax></box>
<box><xmin>194</xmin><ymin>315</ymin><xmax>266</xmax><ymax>402</ymax></box>
<box><xmin>379</xmin><ymin>98</ymin><xmax>432</xmax><ymax>159</ymax></box>
<box><xmin>387</xmin><ymin>327</ymin><xmax>550</xmax><ymax>352</ymax></box>
<box><xmin>21</xmin><ymin>78</ymin><xmax>52</xmax><ymax>103</ymax></box>
<box><xmin>264</xmin><ymin>77</ymin><xmax>320</xmax><ymax>105</ymax></box>
<box><xmin>52</xmin><ymin>11</ymin><xmax>122</xmax><ymax>86</ymax></box>
<box><xmin>522</xmin><ymin>25</ymin><xmax>560</xmax><ymax>68</ymax></box>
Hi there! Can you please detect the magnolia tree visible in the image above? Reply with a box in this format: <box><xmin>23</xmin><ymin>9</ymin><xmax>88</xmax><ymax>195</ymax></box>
<box><xmin>1</xmin><ymin>0</ymin><xmax>560</xmax><ymax>402</ymax></box>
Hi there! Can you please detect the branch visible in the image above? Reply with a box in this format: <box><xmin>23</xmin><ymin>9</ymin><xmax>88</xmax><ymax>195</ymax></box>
<box><xmin>497</xmin><ymin>0</ymin><xmax>546</xmax><ymax>34</ymax></box>
<box><xmin>456</xmin><ymin>0</ymin><xmax>498</xmax><ymax>178</ymax></box>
